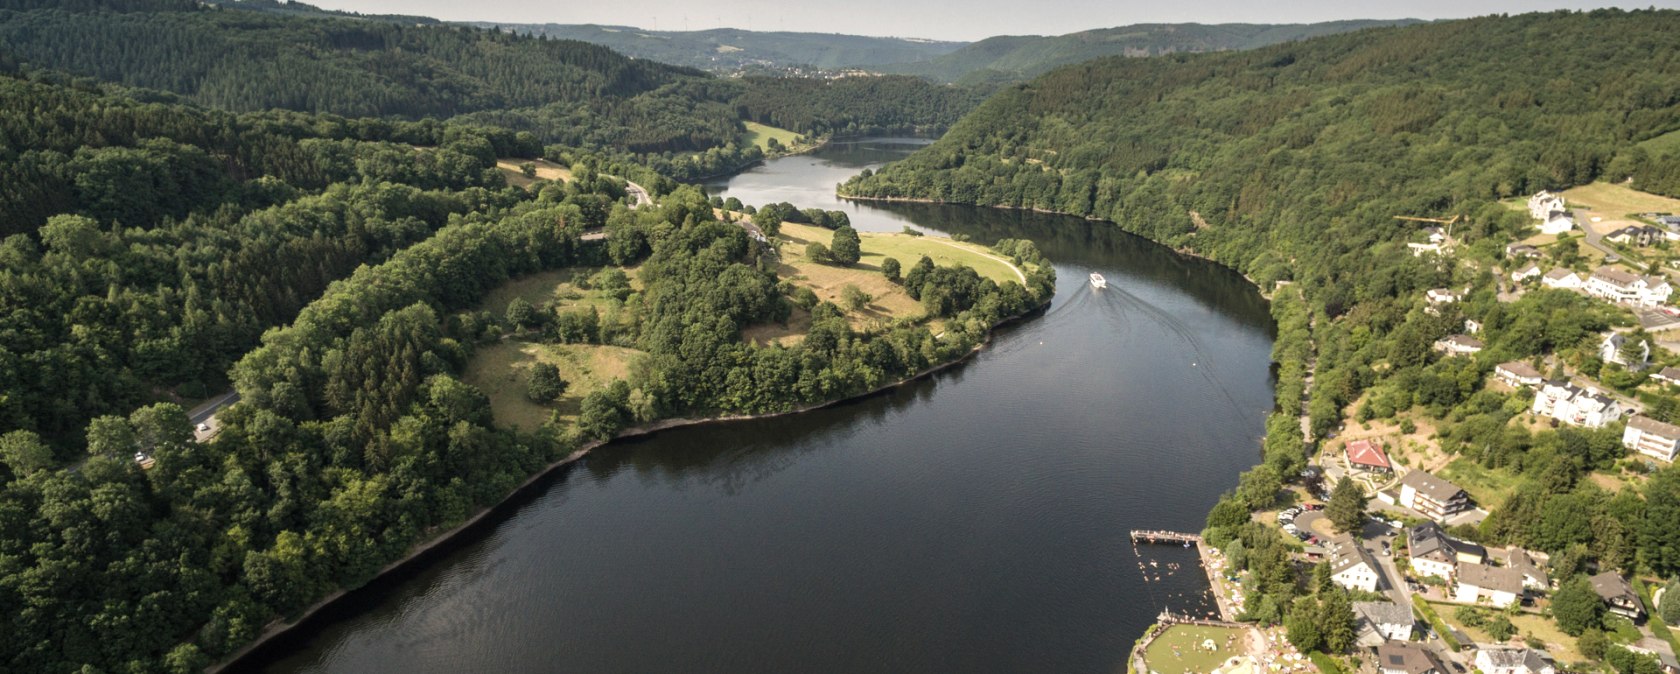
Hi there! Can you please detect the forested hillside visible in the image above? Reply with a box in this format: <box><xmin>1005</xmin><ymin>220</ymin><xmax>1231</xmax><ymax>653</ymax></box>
<box><xmin>474</xmin><ymin>23</ymin><xmax>965</xmax><ymax>73</ymax></box>
<box><xmin>0</xmin><ymin>64</ymin><xmax>563</xmax><ymax>444</ymax></box>
<box><xmin>0</xmin><ymin>0</ymin><xmax>987</xmax><ymax>179</ymax></box>
<box><xmin>877</xmin><ymin>19</ymin><xmax>1419</xmax><ymax>85</ymax></box>
<box><xmin>0</xmin><ymin>36</ymin><xmax>1057</xmax><ymax>668</ymax></box>
<box><xmin>846</xmin><ymin>9</ymin><xmax>1680</xmax><ymax>651</ymax></box>
<box><xmin>847</xmin><ymin>10</ymin><xmax>1680</xmax><ymax>295</ymax></box>
<box><xmin>731</xmin><ymin>75</ymin><xmax>987</xmax><ymax>137</ymax></box>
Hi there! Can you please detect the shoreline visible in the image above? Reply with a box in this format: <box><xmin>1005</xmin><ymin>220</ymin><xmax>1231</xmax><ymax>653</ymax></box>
<box><xmin>837</xmin><ymin>193</ymin><xmax>1273</xmax><ymax>296</ymax></box>
<box><xmin>211</xmin><ymin>297</ymin><xmax>1050</xmax><ymax>673</ymax></box>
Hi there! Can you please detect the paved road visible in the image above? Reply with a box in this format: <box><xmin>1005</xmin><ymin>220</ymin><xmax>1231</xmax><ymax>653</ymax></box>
<box><xmin>188</xmin><ymin>391</ymin><xmax>239</xmax><ymax>443</ymax></box>
<box><xmin>1576</xmin><ymin>208</ymin><xmax>1620</xmax><ymax>259</ymax></box>
<box><xmin>624</xmin><ymin>179</ymin><xmax>652</xmax><ymax>209</ymax></box>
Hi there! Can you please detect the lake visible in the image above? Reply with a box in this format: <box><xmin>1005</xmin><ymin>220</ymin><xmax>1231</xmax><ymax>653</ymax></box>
<box><xmin>250</xmin><ymin>138</ymin><xmax>1277</xmax><ymax>674</ymax></box>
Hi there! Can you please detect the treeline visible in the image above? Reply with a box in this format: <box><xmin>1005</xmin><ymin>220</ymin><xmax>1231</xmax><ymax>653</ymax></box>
<box><xmin>0</xmin><ymin>173</ymin><xmax>1052</xmax><ymax>670</ymax></box>
<box><xmin>0</xmin><ymin>66</ymin><xmax>577</xmax><ymax>447</ymax></box>
<box><xmin>0</xmin><ymin>0</ymin><xmax>692</xmax><ymax>118</ymax></box>
<box><xmin>731</xmin><ymin>75</ymin><xmax>987</xmax><ymax>138</ymax></box>
<box><xmin>843</xmin><ymin>7</ymin><xmax>1680</xmax><ymax>609</ymax></box>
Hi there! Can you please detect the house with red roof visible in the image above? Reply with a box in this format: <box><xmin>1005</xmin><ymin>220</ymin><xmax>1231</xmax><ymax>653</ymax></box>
<box><xmin>1345</xmin><ymin>439</ymin><xmax>1392</xmax><ymax>473</ymax></box>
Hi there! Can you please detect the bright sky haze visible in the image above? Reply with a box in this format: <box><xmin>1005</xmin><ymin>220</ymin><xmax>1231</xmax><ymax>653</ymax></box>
<box><xmin>308</xmin><ymin>0</ymin><xmax>1674</xmax><ymax>41</ymax></box>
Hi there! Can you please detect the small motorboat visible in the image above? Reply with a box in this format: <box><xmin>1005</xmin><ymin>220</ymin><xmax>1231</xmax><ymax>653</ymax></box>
<box><xmin>1089</xmin><ymin>272</ymin><xmax>1107</xmax><ymax>289</ymax></box>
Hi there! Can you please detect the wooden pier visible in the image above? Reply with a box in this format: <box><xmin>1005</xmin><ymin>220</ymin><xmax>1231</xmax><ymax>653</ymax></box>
<box><xmin>1130</xmin><ymin>530</ymin><xmax>1203</xmax><ymax>545</ymax></box>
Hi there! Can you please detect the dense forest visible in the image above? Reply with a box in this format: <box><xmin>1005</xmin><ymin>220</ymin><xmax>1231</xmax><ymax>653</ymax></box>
<box><xmin>876</xmin><ymin>19</ymin><xmax>1419</xmax><ymax>85</ymax></box>
<box><xmin>0</xmin><ymin>0</ymin><xmax>983</xmax><ymax>174</ymax></box>
<box><xmin>475</xmin><ymin>23</ymin><xmax>966</xmax><ymax>73</ymax></box>
<box><xmin>730</xmin><ymin>75</ymin><xmax>988</xmax><ymax>138</ymax></box>
<box><xmin>0</xmin><ymin>38</ymin><xmax>1054</xmax><ymax>669</ymax></box>
<box><xmin>846</xmin><ymin>9</ymin><xmax>1680</xmax><ymax>668</ymax></box>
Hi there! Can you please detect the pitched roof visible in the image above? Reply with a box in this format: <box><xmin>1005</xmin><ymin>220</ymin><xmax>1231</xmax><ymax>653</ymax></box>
<box><xmin>1327</xmin><ymin>533</ymin><xmax>1378</xmax><ymax>576</ymax></box>
<box><xmin>1400</xmin><ymin>470</ymin><xmax>1466</xmax><ymax>504</ymax></box>
<box><xmin>1409</xmin><ymin>521</ymin><xmax>1454</xmax><ymax>561</ymax></box>
<box><xmin>1440</xmin><ymin>334</ymin><xmax>1484</xmax><ymax>349</ymax></box>
<box><xmin>1592</xmin><ymin>266</ymin><xmax>1642</xmax><ymax>287</ymax></box>
<box><xmin>1379</xmin><ymin>642</ymin><xmax>1447</xmax><ymax>674</ymax></box>
<box><xmin>1502</xmin><ymin>547</ymin><xmax>1549</xmax><ymax>585</ymax></box>
<box><xmin>1543</xmin><ymin>268</ymin><xmax>1578</xmax><ymax>280</ymax></box>
<box><xmin>1354</xmin><ymin>600</ymin><xmax>1413</xmax><ymax>628</ymax></box>
<box><xmin>1479</xmin><ymin>647</ymin><xmax>1553</xmax><ymax>673</ymax></box>
<box><xmin>1654</xmin><ymin>365</ymin><xmax>1680</xmax><ymax>382</ymax></box>
<box><xmin>1496</xmin><ymin>361</ymin><xmax>1542</xmax><ymax>379</ymax></box>
<box><xmin>1458</xmin><ymin>561</ymin><xmax>1523</xmax><ymax>595</ymax></box>
<box><xmin>1628</xmin><ymin>415</ymin><xmax>1680</xmax><ymax>439</ymax></box>
<box><xmin>1589</xmin><ymin>571</ymin><xmax>1638</xmax><ymax>603</ymax></box>
<box><xmin>1346</xmin><ymin>439</ymin><xmax>1392</xmax><ymax>470</ymax></box>
<box><xmin>1515</xmin><ymin>263</ymin><xmax>1541</xmax><ymax>274</ymax></box>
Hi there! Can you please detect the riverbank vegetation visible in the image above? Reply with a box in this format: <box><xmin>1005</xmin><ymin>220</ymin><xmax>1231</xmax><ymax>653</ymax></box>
<box><xmin>841</xmin><ymin>9</ymin><xmax>1680</xmax><ymax>669</ymax></box>
<box><xmin>0</xmin><ymin>53</ymin><xmax>1053</xmax><ymax>669</ymax></box>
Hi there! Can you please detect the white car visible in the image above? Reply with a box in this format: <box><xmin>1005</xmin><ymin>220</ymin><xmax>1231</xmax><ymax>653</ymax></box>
<box><xmin>196</xmin><ymin>422</ymin><xmax>211</xmax><ymax>432</ymax></box>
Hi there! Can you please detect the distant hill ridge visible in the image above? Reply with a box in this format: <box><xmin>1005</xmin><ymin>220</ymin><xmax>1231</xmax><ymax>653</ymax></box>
<box><xmin>467</xmin><ymin>23</ymin><xmax>968</xmax><ymax>72</ymax></box>
<box><xmin>877</xmin><ymin>19</ymin><xmax>1425</xmax><ymax>84</ymax></box>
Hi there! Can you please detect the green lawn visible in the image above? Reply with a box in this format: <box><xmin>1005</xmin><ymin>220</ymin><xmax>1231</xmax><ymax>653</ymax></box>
<box><xmin>1428</xmin><ymin>600</ymin><xmax>1586</xmax><ymax>665</ymax></box>
<box><xmin>1438</xmin><ymin>457</ymin><xmax>1525</xmax><ymax>510</ymax></box>
<box><xmin>743</xmin><ymin>121</ymin><xmax>802</xmax><ymax>153</ymax></box>
<box><xmin>462</xmin><ymin>341</ymin><xmax>644</xmax><ymax>430</ymax></box>
<box><xmin>1141</xmin><ymin>625</ymin><xmax>1248</xmax><ymax>674</ymax></box>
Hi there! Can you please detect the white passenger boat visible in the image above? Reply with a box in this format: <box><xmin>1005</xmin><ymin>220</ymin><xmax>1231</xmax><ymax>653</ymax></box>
<box><xmin>1090</xmin><ymin>272</ymin><xmax>1107</xmax><ymax>289</ymax></box>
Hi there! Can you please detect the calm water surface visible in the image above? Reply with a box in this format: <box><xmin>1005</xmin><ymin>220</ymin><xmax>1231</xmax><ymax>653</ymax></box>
<box><xmin>252</xmin><ymin>138</ymin><xmax>1276</xmax><ymax>674</ymax></box>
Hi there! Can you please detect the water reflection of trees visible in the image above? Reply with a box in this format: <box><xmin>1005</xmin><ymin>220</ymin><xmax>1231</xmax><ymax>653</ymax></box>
<box><xmin>580</xmin><ymin>364</ymin><xmax>953</xmax><ymax>495</ymax></box>
<box><xmin>870</xmin><ymin>201</ymin><xmax>1275</xmax><ymax>334</ymax></box>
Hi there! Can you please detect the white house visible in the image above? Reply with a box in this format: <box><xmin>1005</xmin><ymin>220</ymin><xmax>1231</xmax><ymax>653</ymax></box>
<box><xmin>1433</xmin><ymin>334</ymin><xmax>1484</xmax><ymax>357</ymax></box>
<box><xmin>1426</xmin><ymin>288</ymin><xmax>1461</xmax><ymax>305</ymax></box>
<box><xmin>1600</xmin><ymin>332</ymin><xmax>1650</xmax><ymax>370</ymax></box>
<box><xmin>1497</xmin><ymin>547</ymin><xmax>1551</xmax><ymax>591</ymax></box>
<box><xmin>1529</xmin><ymin>191</ymin><xmax>1567</xmax><ymax>221</ymax></box>
<box><xmin>1354</xmin><ymin>601</ymin><xmax>1415</xmax><ymax>647</ymax></box>
<box><xmin>1476</xmin><ymin>647</ymin><xmax>1557</xmax><ymax>674</ymax></box>
<box><xmin>1495</xmin><ymin>361</ymin><xmax>1544</xmax><ymax>388</ymax></box>
<box><xmin>1623</xmin><ymin>415</ymin><xmax>1680</xmax><ymax>463</ymax></box>
<box><xmin>1541</xmin><ymin>268</ymin><xmax>1583</xmax><ymax>290</ymax></box>
<box><xmin>1539</xmin><ymin>212</ymin><xmax>1575</xmax><ymax>235</ymax></box>
<box><xmin>1585</xmin><ymin>266</ymin><xmax>1672</xmax><ymax>307</ymax></box>
<box><xmin>1465</xmin><ymin>318</ymin><xmax>1483</xmax><ymax>334</ymax></box>
<box><xmin>1532</xmin><ymin>380</ymin><xmax>1625</xmax><ymax>428</ymax></box>
<box><xmin>1409</xmin><ymin>522</ymin><xmax>1464</xmax><ymax>580</ymax></box>
<box><xmin>1607</xmin><ymin>225</ymin><xmax>1663</xmax><ymax>247</ymax></box>
<box><xmin>1456</xmin><ymin>561</ymin><xmax>1523</xmax><ymax>608</ymax></box>
<box><xmin>1507</xmin><ymin>243</ymin><xmax>1542</xmax><ymax>259</ymax></box>
<box><xmin>1399</xmin><ymin>471</ymin><xmax>1473</xmax><ymax>522</ymax></box>
<box><xmin>1510</xmin><ymin>263</ymin><xmax>1542</xmax><ymax>283</ymax></box>
<box><xmin>1327</xmin><ymin>533</ymin><xmax>1382</xmax><ymax>593</ymax></box>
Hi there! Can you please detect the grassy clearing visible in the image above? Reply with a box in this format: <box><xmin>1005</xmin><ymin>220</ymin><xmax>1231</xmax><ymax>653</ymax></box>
<box><xmin>742</xmin><ymin>121</ymin><xmax>802</xmax><ymax>153</ymax></box>
<box><xmin>463</xmin><ymin>340</ymin><xmax>643</xmax><ymax>430</ymax></box>
<box><xmin>1140</xmin><ymin>625</ymin><xmax>1248</xmax><ymax>674</ymax></box>
<box><xmin>495</xmin><ymin>158</ymin><xmax>573</xmax><ymax>189</ymax></box>
<box><xmin>1564</xmin><ymin>182</ymin><xmax>1680</xmax><ymax>218</ymax></box>
<box><xmin>1429</xmin><ymin>601</ymin><xmax>1584</xmax><ymax>664</ymax></box>
<box><xmin>475</xmin><ymin>267</ymin><xmax>639</xmax><ymax>317</ymax></box>
<box><xmin>751</xmin><ymin>222</ymin><xmax>1026</xmax><ymax>341</ymax></box>
<box><xmin>1438</xmin><ymin>457</ymin><xmax>1525</xmax><ymax>510</ymax></box>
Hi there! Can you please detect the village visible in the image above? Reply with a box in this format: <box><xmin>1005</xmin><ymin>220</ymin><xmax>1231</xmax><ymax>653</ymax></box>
<box><xmin>1135</xmin><ymin>184</ymin><xmax>1680</xmax><ymax>674</ymax></box>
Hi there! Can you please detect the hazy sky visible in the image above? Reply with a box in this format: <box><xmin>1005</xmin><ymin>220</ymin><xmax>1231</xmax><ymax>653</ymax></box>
<box><xmin>308</xmin><ymin>0</ymin><xmax>1674</xmax><ymax>41</ymax></box>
